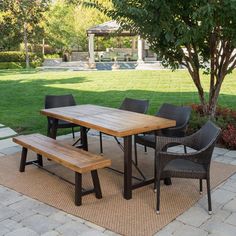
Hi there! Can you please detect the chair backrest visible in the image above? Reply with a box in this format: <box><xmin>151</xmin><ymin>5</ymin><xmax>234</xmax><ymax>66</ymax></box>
<box><xmin>119</xmin><ymin>97</ymin><xmax>149</xmax><ymax>114</ymax></box>
<box><xmin>45</xmin><ymin>94</ymin><xmax>76</xmax><ymax>109</ymax></box>
<box><xmin>193</xmin><ymin>121</ymin><xmax>221</xmax><ymax>151</ymax></box>
<box><xmin>157</xmin><ymin>103</ymin><xmax>191</xmax><ymax>127</ymax></box>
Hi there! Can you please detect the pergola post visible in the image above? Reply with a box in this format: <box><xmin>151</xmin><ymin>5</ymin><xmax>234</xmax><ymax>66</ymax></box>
<box><xmin>137</xmin><ymin>36</ymin><xmax>144</xmax><ymax>64</ymax></box>
<box><xmin>88</xmin><ymin>33</ymin><xmax>96</xmax><ymax>68</ymax></box>
<box><xmin>132</xmin><ymin>37</ymin><xmax>136</xmax><ymax>53</ymax></box>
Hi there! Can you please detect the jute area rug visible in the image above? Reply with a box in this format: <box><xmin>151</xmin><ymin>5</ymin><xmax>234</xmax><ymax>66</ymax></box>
<box><xmin>0</xmin><ymin>136</ymin><xmax>235</xmax><ymax>236</ymax></box>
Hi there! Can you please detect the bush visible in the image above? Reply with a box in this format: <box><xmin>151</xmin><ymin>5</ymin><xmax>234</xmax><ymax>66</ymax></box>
<box><xmin>222</xmin><ymin>124</ymin><xmax>236</xmax><ymax>149</ymax></box>
<box><xmin>0</xmin><ymin>61</ymin><xmax>41</xmax><ymax>69</ymax></box>
<box><xmin>0</xmin><ymin>51</ymin><xmax>25</xmax><ymax>62</ymax></box>
<box><xmin>44</xmin><ymin>54</ymin><xmax>61</xmax><ymax>59</ymax></box>
<box><xmin>189</xmin><ymin>104</ymin><xmax>236</xmax><ymax>149</ymax></box>
<box><xmin>0</xmin><ymin>51</ymin><xmax>43</xmax><ymax>67</ymax></box>
<box><xmin>0</xmin><ymin>62</ymin><xmax>23</xmax><ymax>69</ymax></box>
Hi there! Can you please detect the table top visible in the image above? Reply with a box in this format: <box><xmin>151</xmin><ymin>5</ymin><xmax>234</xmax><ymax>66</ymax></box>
<box><xmin>41</xmin><ymin>104</ymin><xmax>176</xmax><ymax>137</ymax></box>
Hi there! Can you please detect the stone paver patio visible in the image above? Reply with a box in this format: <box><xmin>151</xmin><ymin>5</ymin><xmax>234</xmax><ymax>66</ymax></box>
<box><xmin>0</xmin><ymin>125</ymin><xmax>236</xmax><ymax>236</ymax></box>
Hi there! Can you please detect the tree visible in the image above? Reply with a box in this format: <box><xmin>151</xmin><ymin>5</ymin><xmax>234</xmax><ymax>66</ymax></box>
<box><xmin>44</xmin><ymin>0</ymin><xmax>109</xmax><ymax>54</ymax></box>
<box><xmin>0</xmin><ymin>3</ymin><xmax>22</xmax><ymax>50</ymax></box>
<box><xmin>0</xmin><ymin>0</ymin><xmax>50</xmax><ymax>68</ymax></box>
<box><xmin>90</xmin><ymin>0</ymin><xmax>236</xmax><ymax>117</ymax></box>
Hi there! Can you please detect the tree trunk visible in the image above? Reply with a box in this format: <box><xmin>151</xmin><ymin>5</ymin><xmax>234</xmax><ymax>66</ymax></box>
<box><xmin>208</xmin><ymin>76</ymin><xmax>224</xmax><ymax>118</ymax></box>
<box><xmin>23</xmin><ymin>22</ymin><xmax>30</xmax><ymax>69</ymax></box>
<box><xmin>186</xmin><ymin>65</ymin><xmax>208</xmax><ymax>113</ymax></box>
<box><xmin>42</xmin><ymin>38</ymin><xmax>45</xmax><ymax>56</ymax></box>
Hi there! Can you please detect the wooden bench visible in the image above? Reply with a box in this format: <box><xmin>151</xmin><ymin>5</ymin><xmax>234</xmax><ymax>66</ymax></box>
<box><xmin>13</xmin><ymin>134</ymin><xmax>111</xmax><ymax>206</ymax></box>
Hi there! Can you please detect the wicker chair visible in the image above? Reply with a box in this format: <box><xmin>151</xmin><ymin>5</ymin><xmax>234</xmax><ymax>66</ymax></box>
<box><xmin>155</xmin><ymin>121</ymin><xmax>221</xmax><ymax>215</ymax></box>
<box><xmin>99</xmin><ymin>97</ymin><xmax>149</xmax><ymax>154</ymax></box>
<box><xmin>134</xmin><ymin>103</ymin><xmax>192</xmax><ymax>166</ymax></box>
<box><xmin>45</xmin><ymin>94</ymin><xmax>79</xmax><ymax>139</ymax></box>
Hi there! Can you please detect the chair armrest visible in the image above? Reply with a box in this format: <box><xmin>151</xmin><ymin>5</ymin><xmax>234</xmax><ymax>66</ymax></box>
<box><xmin>160</xmin><ymin>141</ymin><xmax>186</xmax><ymax>151</ymax></box>
<box><xmin>162</xmin><ymin>122</ymin><xmax>189</xmax><ymax>137</ymax></box>
<box><xmin>166</xmin><ymin>123</ymin><xmax>187</xmax><ymax>132</ymax></box>
<box><xmin>167</xmin><ymin>124</ymin><xmax>187</xmax><ymax>131</ymax></box>
<box><xmin>155</xmin><ymin>135</ymin><xmax>193</xmax><ymax>152</ymax></box>
<box><xmin>156</xmin><ymin>149</ymin><xmax>211</xmax><ymax>173</ymax></box>
<box><xmin>156</xmin><ymin>129</ymin><xmax>206</xmax><ymax>151</ymax></box>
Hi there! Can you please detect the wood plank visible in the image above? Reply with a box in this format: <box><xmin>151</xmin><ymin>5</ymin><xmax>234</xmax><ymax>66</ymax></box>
<box><xmin>13</xmin><ymin>134</ymin><xmax>111</xmax><ymax>173</ymax></box>
<box><xmin>40</xmin><ymin>105</ymin><xmax>176</xmax><ymax>137</ymax></box>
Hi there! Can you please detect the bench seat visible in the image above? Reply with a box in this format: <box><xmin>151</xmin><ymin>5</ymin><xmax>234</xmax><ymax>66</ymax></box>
<box><xmin>13</xmin><ymin>134</ymin><xmax>111</xmax><ymax>206</ymax></box>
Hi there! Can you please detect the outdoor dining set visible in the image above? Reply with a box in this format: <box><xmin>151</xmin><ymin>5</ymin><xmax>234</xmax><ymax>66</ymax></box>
<box><xmin>13</xmin><ymin>94</ymin><xmax>221</xmax><ymax>215</ymax></box>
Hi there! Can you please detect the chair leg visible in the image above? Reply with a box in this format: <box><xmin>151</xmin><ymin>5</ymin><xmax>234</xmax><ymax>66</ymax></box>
<box><xmin>144</xmin><ymin>145</ymin><xmax>147</xmax><ymax>153</ymax></box>
<box><xmin>99</xmin><ymin>132</ymin><xmax>103</xmax><ymax>154</ymax></box>
<box><xmin>134</xmin><ymin>140</ymin><xmax>138</xmax><ymax>166</ymax></box>
<box><xmin>72</xmin><ymin>127</ymin><xmax>75</xmax><ymax>139</ymax></box>
<box><xmin>184</xmin><ymin>145</ymin><xmax>187</xmax><ymax>153</ymax></box>
<box><xmin>206</xmin><ymin>177</ymin><xmax>212</xmax><ymax>215</ymax></box>
<box><xmin>156</xmin><ymin>173</ymin><xmax>161</xmax><ymax>214</ymax></box>
<box><xmin>154</xmin><ymin>156</ymin><xmax>157</xmax><ymax>192</ymax></box>
<box><xmin>47</xmin><ymin>125</ymin><xmax>51</xmax><ymax>137</ymax></box>
<box><xmin>164</xmin><ymin>178</ymin><xmax>172</xmax><ymax>185</ymax></box>
<box><xmin>199</xmin><ymin>179</ymin><xmax>203</xmax><ymax>194</ymax></box>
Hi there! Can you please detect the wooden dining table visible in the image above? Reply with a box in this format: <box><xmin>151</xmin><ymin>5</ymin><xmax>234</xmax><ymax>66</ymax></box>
<box><xmin>41</xmin><ymin>104</ymin><xmax>176</xmax><ymax>200</ymax></box>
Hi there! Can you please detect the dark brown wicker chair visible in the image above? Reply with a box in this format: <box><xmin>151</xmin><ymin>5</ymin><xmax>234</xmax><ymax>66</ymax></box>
<box><xmin>45</xmin><ymin>94</ymin><xmax>79</xmax><ymax>139</ymax></box>
<box><xmin>134</xmin><ymin>103</ymin><xmax>192</xmax><ymax>166</ymax></box>
<box><xmin>99</xmin><ymin>97</ymin><xmax>149</xmax><ymax>154</ymax></box>
<box><xmin>154</xmin><ymin>121</ymin><xmax>221</xmax><ymax>215</ymax></box>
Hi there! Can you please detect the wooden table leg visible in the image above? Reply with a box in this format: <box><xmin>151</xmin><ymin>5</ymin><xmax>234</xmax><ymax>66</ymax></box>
<box><xmin>124</xmin><ymin>135</ymin><xmax>132</xmax><ymax>200</ymax></box>
<box><xmin>80</xmin><ymin>126</ymin><xmax>88</xmax><ymax>151</ymax></box>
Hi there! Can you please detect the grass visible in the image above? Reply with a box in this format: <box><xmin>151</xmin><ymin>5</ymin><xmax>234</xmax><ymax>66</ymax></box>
<box><xmin>0</xmin><ymin>69</ymin><xmax>235</xmax><ymax>135</ymax></box>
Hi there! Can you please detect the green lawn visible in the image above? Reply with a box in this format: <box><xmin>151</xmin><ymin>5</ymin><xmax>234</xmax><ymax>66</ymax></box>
<box><xmin>0</xmin><ymin>69</ymin><xmax>235</xmax><ymax>135</ymax></box>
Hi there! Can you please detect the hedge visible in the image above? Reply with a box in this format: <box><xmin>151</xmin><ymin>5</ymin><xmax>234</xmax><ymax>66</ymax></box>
<box><xmin>0</xmin><ymin>51</ymin><xmax>43</xmax><ymax>68</ymax></box>
<box><xmin>0</xmin><ymin>62</ymin><xmax>41</xmax><ymax>69</ymax></box>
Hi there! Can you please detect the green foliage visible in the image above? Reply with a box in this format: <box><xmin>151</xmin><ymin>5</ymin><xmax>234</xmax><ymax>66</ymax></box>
<box><xmin>44</xmin><ymin>54</ymin><xmax>61</xmax><ymax>59</ymax></box>
<box><xmin>0</xmin><ymin>52</ymin><xmax>26</xmax><ymax>62</ymax></box>
<box><xmin>0</xmin><ymin>62</ymin><xmax>41</xmax><ymax>69</ymax></box>
<box><xmin>0</xmin><ymin>51</ymin><xmax>43</xmax><ymax>67</ymax></box>
<box><xmin>0</xmin><ymin>0</ymin><xmax>50</xmax><ymax>66</ymax></box>
<box><xmin>0</xmin><ymin>62</ymin><xmax>24</xmax><ymax>69</ymax></box>
<box><xmin>189</xmin><ymin>104</ymin><xmax>236</xmax><ymax>149</ymax></box>
<box><xmin>188</xmin><ymin>112</ymin><xmax>209</xmax><ymax>134</ymax></box>
<box><xmin>0</xmin><ymin>5</ymin><xmax>21</xmax><ymax>50</ymax></box>
<box><xmin>98</xmin><ymin>0</ymin><xmax>236</xmax><ymax>69</ymax></box>
<box><xmin>44</xmin><ymin>0</ymin><xmax>109</xmax><ymax>52</ymax></box>
<box><xmin>222</xmin><ymin>124</ymin><xmax>236</xmax><ymax>149</ymax></box>
<box><xmin>93</xmin><ymin>0</ymin><xmax>236</xmax><ymax>116</ymax></box>
<box><xmin>188</xmin><ymin>111</ymin><xmax>233</xmax><ymax>134</ymax></box>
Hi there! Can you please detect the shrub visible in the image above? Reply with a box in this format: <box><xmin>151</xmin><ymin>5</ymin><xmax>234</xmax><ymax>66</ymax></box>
<box><xmin>189</xmin><ymin>104</ymin><xmax>236</xmax><ymax>149</ymax></box>
<box><xmin>222</xmin><ymin>124</ymin><xmax>236</xmax><ymax>149</ymax></box>
<box><xmin>0</xmin><ymin>51</ymin><xmax>43</xmax><ymax>67</ymax></box>
<box><xmin>44</xmin><ymin>54</ymin><xmax>61</xmax><ymax>59</ymax></box>
<box><xmin>0</xmin><ymin>51</ymin><xmax>25</xmax><ymax>62</ymax></box>
<box><xmin>0</xmin><ymin>62</ymin><xmax>41</xmax><ymax>69</ymax></box>
<box><xmin>0</xmin><ymin>62</ymin><xmax>23</xmax><ymax>69</ymax></box>
<box><xmin>188</xmin><ymin>112</ymin><xmax>209</xmax><ymax>134</ymax></box>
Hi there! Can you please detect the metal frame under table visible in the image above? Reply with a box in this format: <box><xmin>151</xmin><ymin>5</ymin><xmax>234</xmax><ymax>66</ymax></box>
<box><xmin>41</xmin><ymin>104</ymin><xmax>176</xmax><ymax>200</ymax></box>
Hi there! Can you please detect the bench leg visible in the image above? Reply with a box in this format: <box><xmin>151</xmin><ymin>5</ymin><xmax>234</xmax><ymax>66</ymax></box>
<box><xmin>20</xmin><ymin>147</ymin><xmax>28</xmax><ymax>172</ymax></box>
<box><xmin>91</xmin><ymin>170</ymin><xmax>102</xmax><ymax>199</ymax></box>
<box><xmin>75</xmin><ymin>172</ymin><xmax>82</xmax><ymax>206</ymax></box>
<box><xmin>37</xmin><ymin>154</ymin><xmax>43</xmax><ymax>167</ymax></box>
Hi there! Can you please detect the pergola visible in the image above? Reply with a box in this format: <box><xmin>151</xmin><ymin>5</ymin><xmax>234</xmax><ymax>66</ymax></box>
<box><xmin>86</xmin><ymin>20</ymin><xmax>145</xmax><ymax>67</ymax></box>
